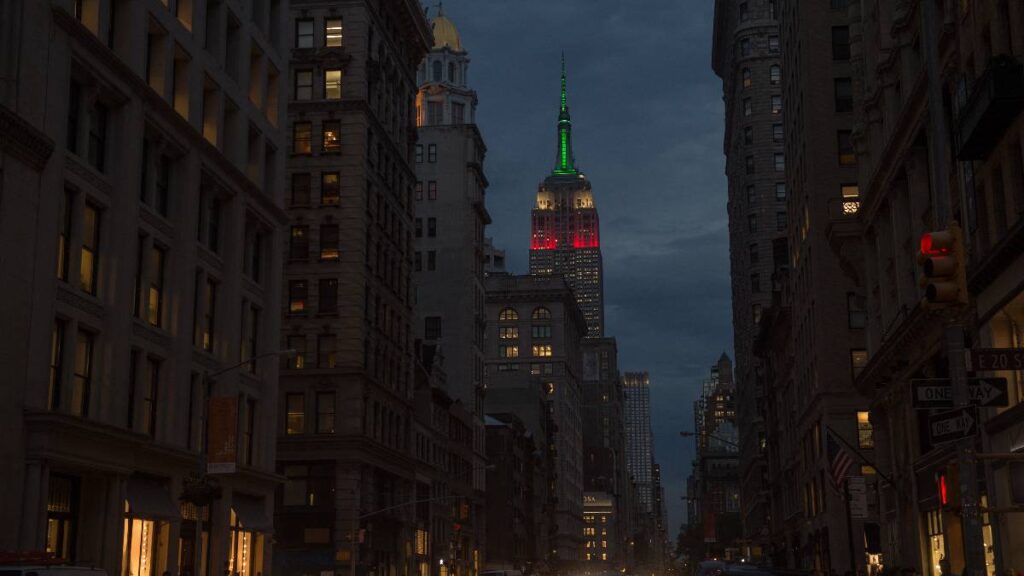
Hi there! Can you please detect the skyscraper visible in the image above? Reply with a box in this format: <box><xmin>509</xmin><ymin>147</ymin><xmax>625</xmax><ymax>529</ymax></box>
<box><xmin>529</xmin><ymin>58</ymin><xmax>605</xmax><ymax>337</ymax></box>
<box><xmin>623</xmin><ymin>372</ymin><xmax>654</xmax><ymax>513</ymax></box>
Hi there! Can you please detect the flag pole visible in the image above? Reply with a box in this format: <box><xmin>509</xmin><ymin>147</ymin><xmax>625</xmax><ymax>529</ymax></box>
<box><xmin>825</xmin><ymin>425</ymin><xmax>895</xmax><ymax>487</ymax></box>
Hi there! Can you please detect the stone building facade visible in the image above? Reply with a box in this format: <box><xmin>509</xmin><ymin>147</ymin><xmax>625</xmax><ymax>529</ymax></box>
<box><xmin>0</xmin><ymin>1</ymin><xmax>287</xmax><ymax>575</ymax></box>
<box><xmin>274</xmin><ymin>1</ymin><xmax>431</xmax><ymax>575</ymax></box>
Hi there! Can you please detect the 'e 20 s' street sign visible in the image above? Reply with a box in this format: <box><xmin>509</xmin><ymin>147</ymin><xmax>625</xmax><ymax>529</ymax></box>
<box><xmin>928</xmin><ymin>407</ymin><xmax>978</xmax><ymax>445</ymax></box>
<box><xmin>910</xmin><ymin>377</ymin><xmax>1008</xmax><ymax>409</ymax></box>
<box><xmin>969</xmin><ymin>348</ymin><xmax>1024</xmax><ymax>371</ymax></box>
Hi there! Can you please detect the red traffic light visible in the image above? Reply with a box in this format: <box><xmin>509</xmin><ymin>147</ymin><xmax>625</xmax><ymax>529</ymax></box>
<box><xmin>920</xmin><ymin>231</ymin><xmax>954</xmax><ymax>257</ymax></box>
<box><xmin>938</xmin><ymin>473</ymin><xmax>949</xmax><ymax>506</ymax></box>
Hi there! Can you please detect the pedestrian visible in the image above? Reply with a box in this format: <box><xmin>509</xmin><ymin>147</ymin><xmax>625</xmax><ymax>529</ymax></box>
<box><xmin>939</xmin><ymin>560</ymin><xmax>958</xmax><ymax>576</ymax></box>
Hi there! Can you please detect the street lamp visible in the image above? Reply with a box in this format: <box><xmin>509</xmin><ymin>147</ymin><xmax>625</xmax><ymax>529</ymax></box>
<box><xmin>679</xmin><ymin>430</ymin><xmax>739</xmax><ymax>450</ymax></box>
<box><xmin>181</xmin><ymin>348</ymin><xmax>296</xmax><ymax>576</ymax></box>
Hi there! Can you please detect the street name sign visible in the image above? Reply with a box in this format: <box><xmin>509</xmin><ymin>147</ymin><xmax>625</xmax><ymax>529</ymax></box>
<box><xmin>910</xmin><ymin>377</ymin><xmax>1008</xmax><ymax>409</ymax></box>
<box><xmin>928</xmin><ymin>407</ymin><xmax>978</xmax><ymax>445</ymax></box>
<box><xmin>969</xmin><ymin>348</ymin><xmax>1024</xmax><ymax>371</ymax></box>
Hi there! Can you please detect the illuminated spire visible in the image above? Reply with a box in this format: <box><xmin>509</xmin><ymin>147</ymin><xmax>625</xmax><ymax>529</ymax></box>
<box><xmin>552</xmin><ymin>53</ymin><xmax>578</xmax><ymax>176</ymax></box>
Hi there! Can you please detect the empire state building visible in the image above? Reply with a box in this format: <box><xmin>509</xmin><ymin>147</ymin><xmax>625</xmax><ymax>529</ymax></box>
<box><xmin>529</xmin><ymin>59</ymin><xmax>605</xmax><ymax>337</ymax></box>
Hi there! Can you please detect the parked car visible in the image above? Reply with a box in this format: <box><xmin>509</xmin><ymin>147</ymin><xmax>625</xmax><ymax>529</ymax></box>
<box><xmin>0</xmin><ymin>567</ymin><xmax>108</xmax><ymax>576</ymax></box>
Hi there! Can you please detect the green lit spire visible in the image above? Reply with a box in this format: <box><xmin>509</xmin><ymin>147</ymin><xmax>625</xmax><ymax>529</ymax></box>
<box><xmin>552</xmin><ymin>53</ymin><xmax>578</xmax><ymax>176</ymax></box>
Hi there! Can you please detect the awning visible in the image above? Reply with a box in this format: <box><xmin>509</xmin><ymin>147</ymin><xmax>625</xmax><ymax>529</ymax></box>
<box><xmin>863</xmin><ymin>523</ymin><xmax>882</xmax><ymax>554</ymax></box>
<box><xmin>232</xmin><ymin>494</ymin><xmax>271</xmax><ymax>531</ymax></box>
<box><xmin>127</xmin><ymin>477</ymin><xmax>181</xmax><ymax>520</ymax></box>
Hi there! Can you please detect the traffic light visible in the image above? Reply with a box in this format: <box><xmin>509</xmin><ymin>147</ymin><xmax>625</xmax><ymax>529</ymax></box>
<box><xmin>919</xmin><ymin>222</ymin><xmax>967</xmax><ymax>307</ymax></box>
<box><xmin>936</xmin><ymin>463</ymin><xmax>961</xmax><ymax>509</ymax></box>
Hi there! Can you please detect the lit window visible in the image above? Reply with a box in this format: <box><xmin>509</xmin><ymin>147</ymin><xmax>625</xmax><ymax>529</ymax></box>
<box><xmin>80</xmin><ymin>203</ymin><xmax>100</xmax><ymax>295</ymax></box>
<box><xmin>841</xmin><ymin>184</ymin><xmax>860</xmax><ymax>214</ymax></box>
<box><xmin>500</xmin><ymin>345</ymin><xmax>519</xmax><ymax>359</ymax></box>
<box><xmin>325</xmin><ymin>18</ymin><xmax>343</xmax><ymax>47</ymax></box>
<box><xmin>324</xmin><ymin>69</ymin><xmax>342</xmax><ymax>99</ymax></box>
<box><xmin>289</xmin><ymin>280</ymin><xmax>307</xmax><ymax>313</ymax></box>
<box><xmin>499</xmin><ymin>326</ymin><xmax>519</xmax><ymax>339</ymax></box>
<box><xmin>532</xmin><ymin>344</ymin><xmax>553</xmax><ymax>358</ymax></box>
<box><xmin>322</xmin><ymin>120</ymin><xmax>341</xmax><ymax>153</ymax></box>
<box><xmin>532</xmin><ymin>307</ymin><xmax>552</xmax><ymax>320</ymax></box>
<box><xmin>857</xmin><ymin>411</ymin><xmax>874</xmax><ymax>449</ymax></box>
<box><xmin>742</xmin><ymin>68</ymin><xmax>752</xmax><ymax>88</ymax></box>
<box><xmin>293</xmin><ymin>122</ymin><xmax>312</xmax><ymax>154</ymax></box>
<box><xmin>321</xmin><ymin>172</ymin><xmax>340</xmax><ymax>206</ymax></box>
<box><xmin>319</xmin><ymin>225</ymin><xmax>339</xmax><ymax>260</ymax></box>
<box><xmin>851</xmin><ymin>349</ymin><xmax>868</xmax><ymax>378</ymax></box>
<box><xmin>289</xmin><ymin>226</ymin><xmax>309</xmax><ymax>260</ymax></box>
<box><xmin>499</xmin><ymin>307</ymin><xmax>518</xmax><ymax>321</ymax></box>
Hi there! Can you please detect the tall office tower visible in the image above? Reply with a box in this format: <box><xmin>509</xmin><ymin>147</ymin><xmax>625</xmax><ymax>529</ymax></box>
<box><xmin>623</xmin><ymin>372</ymin><xmax>654</xmax><ymax>514</ymax></box>
<box><xmin>711</xmin><ymin>0</ymin><xmax>785</xmax><ymax>549</ymax></box>
<box><xmin>275</xmin><ymin>2</ymin><xmax>431</xmax><ymax>576</ymax></box>
<box><xmin>484</xmin><ymin>274</ymin><xmax>587</xmax><ymax>565</ymax></box>
<box><xmin>0</xmin><ymin>1</ymin><xmax>286</xmax><ymax>573</ymax></box>
<box><xmin>413</xmin><ymin>7</ymin><xmax>488</xmax><ymax>417</ymax></box>
<box><xmin>528</xmin><ymin>59</ymin><xmax>605</xmax><ymax>337</ymax></box>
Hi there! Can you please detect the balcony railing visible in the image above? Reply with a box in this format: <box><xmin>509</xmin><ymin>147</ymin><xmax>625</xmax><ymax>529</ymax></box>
<box><xmin>956</xmin><ymin>55</ymin><xmax>1024</xmax><ymax>161</ymax></box>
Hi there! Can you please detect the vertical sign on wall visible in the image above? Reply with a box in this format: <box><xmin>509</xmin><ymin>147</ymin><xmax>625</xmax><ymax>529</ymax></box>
<box><xmin>207</xmin><ymin>396</ymin><xmax>238</xmax><ymax>474</ymax></box>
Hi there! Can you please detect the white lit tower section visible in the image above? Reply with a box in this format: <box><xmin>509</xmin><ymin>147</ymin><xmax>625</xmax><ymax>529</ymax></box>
<box><xmin>529</xmin><ymin>57</ymin><xmax>604</xmax><ymax>338</ymax></box>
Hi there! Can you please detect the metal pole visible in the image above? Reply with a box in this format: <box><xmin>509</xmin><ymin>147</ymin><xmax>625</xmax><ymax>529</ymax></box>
<box><xmin>844</xmin><ymin>480</ymin><xmax>856</xmax><ymax>576</ymax></box>
<box><xmin>946</xmin><ymin>326</ymin><xmax>986</xmax><ymax>576</ymax></box>
<box><xmin>195</xmin><ymin>370</ymin><xmax>207</xmax><ymax>576</ymax></box>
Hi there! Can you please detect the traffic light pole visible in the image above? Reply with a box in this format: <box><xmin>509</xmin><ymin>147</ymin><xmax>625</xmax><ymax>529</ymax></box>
<box><xmin>946</xmin><ymin>324</ymin><xmax>987</xmax><ymax>576</ymax></box>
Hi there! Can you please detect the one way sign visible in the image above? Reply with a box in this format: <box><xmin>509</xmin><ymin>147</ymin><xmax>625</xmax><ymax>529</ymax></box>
<box><xmin>910</xmin><ymin>377</ymin><xmax>1009</xmax><ymax>409</ymax></box>
<box><xmin>929</xmin><ymin>407</ymin><xmax>978</xmax><ymax>445</ymax></box>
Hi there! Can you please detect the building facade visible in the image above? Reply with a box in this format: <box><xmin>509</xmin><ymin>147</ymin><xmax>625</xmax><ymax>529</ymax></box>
<box><xmin>711</xmin><ymin>0</ymin><xmax>785</xmax><ymax>550</ymax></box>
<box><xmin>623</xmin><ymin>372</ymin><xmax>654</xmax><ymax>514</ymax></box>
<box><xmin>274</xmin><ymin>2</ymin><xmax>431</xmax><ymax>576</ymax></box>
<box><xmin>0</xmin><ymin>1</ymin><xmax>286</xmax><ymax>575</ymax></box>
<box><xmin>485</xmin><ymin>413</ymin><xmax>543</xmax><ymax>572</ymax></box>
<box><xmin>484</xmin><ymin>274</ymin><xmax>587</xmax><ymax>568</ymax></box>
<box><xmin>528</xmin><ymin>60</ymin><xmax>605</xmax><ymax>338</ymax></box>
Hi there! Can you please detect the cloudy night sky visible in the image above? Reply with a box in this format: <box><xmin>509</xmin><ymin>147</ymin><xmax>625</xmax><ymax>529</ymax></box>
<box><xmin>440</xmin><ymin>0</ymin><xmax>733</xmax><ymax>533</ymax></box>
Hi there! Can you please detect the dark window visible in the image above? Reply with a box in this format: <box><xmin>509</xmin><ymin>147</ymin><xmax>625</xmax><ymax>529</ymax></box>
<box><xmin>428</xmin><ymin>144</ymin><xmax>437</xmax><ymax>163</ymax></box>
<box><xmin>201</xmin><ymin>277</ymin><xmax>217</xmax><ymax>351</ymax></box>
<box><xmin>290</xmin><ymin>226</ymin><xmax>309</xmax><ymax>260</ymax></box>
<box><xmin>427</xmin><ymin>250</ymin><xmax>436</xmax><ymax>271</ymax></box>
<box><xmin>775</xmin><ymin>182</ymin><xmax>786</xmax><ymax>201</ymax></box>
<box><xmin>46</xmin><ymin>474</ymin><xmax>79</xmax><ymax>562</ymax></box>
<box><xmin>295</xmin><ymin>19</ymin><xmax>313</xmax><ymax>48</ymax></box>
<box><xmin>286</xmin><ymin>393</ymin><xmax>304</xmax><ymax>434</ymax></box>
<box><xmin>57</xmin><ymin>189</ymin><xmax>73</xmax><ymax>281</ymax></box>
<box><xmin>49</xmin><ymin>320</ymin><xmax>66</xmax><ymax>411</ymax></box>
<box><xmin>847</xmin><ymin>293</ymin><xmax>867</xmax><ymax>329</ymax></box>
<box><xmin>776</xmin><ymin>211</ymin><xmax>788</xmax><ymax>231</ymax></box>
<box><xmin>71</xmin><ymin>330</ymin><xmax>94</xmax><ymax>417</ymax></box>
<box><xmin>148</xmin><ymin>245</ymin><xmax>165</xmax><ymax>327</ymax></box>
<box><xmin>832</xmin><ymin>27</ymin><xmax>850</xmax><ymax>61</ymax></box>
<box><xmin>432</xmin><ymin>61</ymin><xmax>442</xmax><ymax>82</ymax></box>
<box><xmin>428</xmin><ymin>181</ymin><xmax>437</xmax><ymax>200</ymax></box>
<box><xmin>745</xmin><ymin>156</ymin><xmax>755</xmax><ymax>174</ymax></box>
<box><xmin>742</xmin><ymin>68</ymin><xmax>752</xmax><ymax>88</ymax></box>
<box><xmin>142</xmin><ymin>357</ymin><xmax>159</xmax><ymax>436</ymax></box>
<box><xmin>743</xmin><ymin>98</ymin><xmax>752</xmax><ymax>116</ymax></box>
<box><xmin>749</xmin><ymin>243</ymin><xmax>759</xmax><ymax>264</ymax></box>
<box><xmin>319</xmin><ymin>224</ymin><xmax>339</xmax><ymax>260</ymax></box>
<box><xmin>414</xmin><ymin>251</ymin><xmax>422</xmax><ymax>272</ymax></box>
<box><xmin>838</xmin><ymin>130</ymin><xmax>855</xmax><ymax>165</ymax></box>
<box><xmin>316</xmin><ymin>392</ymin><xmax>335</xmax><ymax>433</ymax></box>
<box><xmin>415</xmin><ymin>145</ymin><xmax>423</xmax><ymax>163</ymax></box>
<box><xmin>739</xmin><ymin>2</ymin><xmax>749</xmax><ymax>21</ymax></box>
<box><xmin>771</xmin><ymin>95</ymin><xmax>782</xmax><ymax>114</ymax></box>
<box><xmin>770</xmin><ymin>65</ymin><xmax>781</xmax><ymax>85</ymax></box>
<box><xmin>317</xmin><ymin>334</ymin><xmax>337</xmax><ymax>368</ymax></box>
<box><xmin>748</xmin><ymin>214</ymin><xmax>758</xmax><ymax>232</ymax></box>
<box><xmin>415</xmin><ymin>181</ymin><xmax>423</xmax><ymax>201</ymax></box>
<box><xmin>415</xmin><ymin>218</ymin><xmax>423</xmax><ymax>238</ymax></box>
<box><xmin>774</xmin><ymin>153</ymin><xmax>785</xmax><ymax>172</ymax></box>
<box><xmin>740</xmin><ymin>38</ymin><xmax>751</xmax><ymax>57</ymax></box>
<box><xmin>834</xmin><ymin>78</ymin><xmax>853</xmax><ymax>112</ymax></box>
<box><xmin>319</xmin><ymin>278</ymin><xmax>338</xmax><ymax>313</ymax></box>
<box><xmin>322</xmin><ymin>120</ymin><xmax>340</xmax><ymax>153</ymax></box>
<box><xmin>751</xmin><ymin>274</ymin><xmax>761</xmax><ymax>293</ymax></box>
<box><xmin>744</xmin><ymin>126</ymin><xmax>753</xmax><ymax>145</ymax></box>
<box><xmin>67</xmin><ymin>82</ymin><xmax>81</xmax><ymax>153</ymax></box>
<box><xmin>427</xmin><ymin>217</ymin><xmax>436</xmax><ymax>237</ymax></box>
<box><xmin>295</xmin><ymin>70</ymin><xmax>313</xmax><ymax>100</ymax></box>
<box><xmin>321</xmin><ymin>172</ymin><xmax>340</xmax><ymax>206</ymax></box>
<box><xmin>87</xmin><ymin>101</ymin><xmax>108</xmax><ymax>171</ymax></box>
<box><xmin>291</xmin><ymin>173</ymin><xmax>310</xmax><ymax>205</ymax></box>
<box><xmin>768</xmin><ymin>36</ymin><xmax>779</xmax><ymax>54</ymax></box>
<box><xmin>773</xmin><ymin>123</ymin><xmax>783</xmax><ymax>143</ymax></box>
<box><xmin>293</xmin><ymin>122</ymin><xmax>312</xmax><ymax>154</ymax></box>
<box><xmin>289</xmin><ymin>279</ymin><xmax>308</xmax><ymax>313</ymax></box>
<box><xmin>830</xmin><ymin>0</ymin><xmax>850</xmax><ymax>9</ymax></box>
<box><xmin>747</xmin><ymin>185</ymin><xmax>756</xmax><ymax>204</ymax></box>
<box><xmin>424</xmin><ymin>316</ymin><xmax>442</xmax><ymax>340</ymax></box>
<box><xmin>154</xmin><ymin>155</ymin><xmax>171</xmax><ymax>216</ymax></box>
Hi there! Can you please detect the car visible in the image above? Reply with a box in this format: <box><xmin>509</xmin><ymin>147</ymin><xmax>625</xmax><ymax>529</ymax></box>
<box><xmin>0</xmin><ymin>567</ymin><xmax>108</xmax><ymax>576</ymax></box>
<box><xmin>696</xmin><ymin>560</ymin><xmax>727</xmax><ymax>576</ymax></box>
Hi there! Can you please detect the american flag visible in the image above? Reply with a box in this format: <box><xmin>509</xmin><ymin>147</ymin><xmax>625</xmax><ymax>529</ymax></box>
<box><xmin>827</xmin><ymin>429</ymin><xmax>855</xmax><ymax>490</ymax></box>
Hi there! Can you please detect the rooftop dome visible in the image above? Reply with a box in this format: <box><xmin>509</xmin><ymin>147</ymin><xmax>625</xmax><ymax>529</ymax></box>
<box><xmin>431</xmin><ymin>12</ymin><xmax>462</xmax><ymax>52</ymax></box>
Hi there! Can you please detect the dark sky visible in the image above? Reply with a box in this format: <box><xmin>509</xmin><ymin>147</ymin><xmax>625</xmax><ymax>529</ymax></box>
<box><xmin>444</xmin><ymin>0</ymin><xmax>733</xmax><ymax>533</ymax></box>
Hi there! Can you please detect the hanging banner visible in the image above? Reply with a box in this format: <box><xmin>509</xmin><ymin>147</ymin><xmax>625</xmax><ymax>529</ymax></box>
<box><xmin>848</xmin><ymin>477</ymin><xmax>868</xmax><ymax>519</ymax></box>
<box><xmin>207</xmin><ymin>396</ymin><xmax>238</xmax><ymax>474</ymax></box>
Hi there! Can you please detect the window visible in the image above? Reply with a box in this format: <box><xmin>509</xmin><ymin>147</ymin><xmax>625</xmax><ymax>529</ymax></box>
<box><xmin>316</xmin><ymin>392</ymin><xmax>335</xmax><ymax>433</ymax></box>
<box><xmin>742</xmin><ymin>68</ymin><xmax>752</xmax><ymax>88</ymax></box>
<box><xmin>67</xmin><ymin>81</ymin><xmax>81</xmax><ymax>153</ymax></box>
<box><xmin>847</xmin><ymin>293</ymin><xmax>867</xmax><ymax>328</ymax></box>
<box><xmin>290</xmin><ymin>226</ymin><xmax>309</xmax><ymax>260</ymax></box>
<box><xmin>427</xmin><ymin>181</ymin><xmax>437</xmax><ymax>200</ymax></box>
<box><xmin>768</xmin><ymin>36</ymin><xmax>779</xmax><ymax>54</ymax></box>
<box><xmin>295</xmin><ymin>19</ymin><xmax>313</xmax><ymax>48</ymax></box>
<box><xmin>834</xmin><ymin>78</ymin><xmax>853</xmax><ymax>112</ymax></box>
<box><xmin>749</xmin><ymin>243</ymin><xmax>759</xmax><ymax>264</ymax></box>
<box><xmin>774</xmin><ymin>153</ymin><xmax>785</xmax><ymax>172</ymax></box>
<box><xmin>289</xmin><ymin>280</ymin><xmax>308</xmax><ymax>313</ymax></box>
<box><xmin>324</xmin><ymin>69</ymin><xmax>342</xmax><ymax>99</ymax></box>
<box><xmin>319</xmin><ymin>225</ymin><xmax>339</xmax><ymax>260</ymax></box>
<box><xmin>831</xmin><ymin>0</ymin><xmax>850</xmax><ymax>8</ymax></box>
<box><xmin>771</xmin><ymin>95</ymin><xmax>782</xmax><ymax>114</ymax></box>
<box><xmin>286</xmin><ymin>393</ymin><xmax>304</xmax><ymax>434</ymax></box>
<box><xmin>201</xmin><ymin>277</ymin><xmax>217</xmax><ymax>351</ymax></box>
<box><xmin>530</xmin><ymin>306</ymin><xmax>551</xmax><ymax>320</ymax></box>
<box><xmin>414</xmin><ymin>251</ymin><xmax>422</xmax><ymax>272</ymax></box>
<box><xmin>499</xmin><ymin>307</ymin><xmax>519</xmax><ymax>321</ymax></box>
<box><xmin>428</xmin><ymin>144</ymin><xmax>437</xmax><ymax>163</ymax></box>
<box><xmin>832</xmin><ymin>27</ymin><xmax>850</xmax><ymax>60</ymax></box>
<box><xmin>286</xmin><ymin>335</ymin><xmax>306</xmax><ymax>369</ymax></box>
<box><xmin>748</xmin><ymin>214</ymin><xmax>758</xmax><ymax>232</ymax></box>
<box><xmin>293</xmin><ymin>122</ymin><xmax>312</xmax><ymax>154</ymax></box>
<box><xmin>739</xmin><ymin>2</ymin><xmax>748</xmax><ymax>21</ymax></box>
<box><xmin>857</xmin><ymin>412</ymin><xmax>874</xmax><ymax>449</ymax></box>
<box><xmin>751</xmin><ymin>273</ymin><xmax>761</xmax><ymax>293</ymax></box>
<box><xmin>71</xmin><ymin>330</ymin><xmax>93</xmax><ymax>417</ymax></box>
<box><xmin>87</xmin><ymin>101</ymin><xmax>108</xmax><ymax>172</ymax></box>
<box><xmin>49</xmin><ymin>320</ymin><xmax>66</xmax><ymax>411</ymax></box>
<box><xmin>770</xmin><ymin>65</ymin><xmax>781</xmax><ymax>85</ymax></box>
<box><xmin>775</xmin><ymin>182</ymin><xmax>786</xmax><ymax>201</ymax></box>
<box><xmin>148</xmin><ymin>245</ymin><xmax>165</xmax><ymax>327</ymax></box>
<box><xmin>424</xmin><ymin>317</ymin><xmax>442</xmax><ymax>340</ymax></box>
<box><xmin>141</xmin><ymin>357</ymin><xmax>159</xmax><ymax>436</ymax></box>
<box><xmin>426</xmin><ymin>101</ymin><xmax>443</xmax><ymax>125</ymax></box>
<box><xmin>532</xmin><ymin>325</ymin><xmax>552</xmax><ymax>339</ymax></box>
<box><xmin>325</xmin><ymin>18</ymin><xmax>343</xmax><ymax>47</ymax></box>
<box><xmin>452</xmin><ymin>102</ymin><xmax>465</xmax><ymax>124</ymax></box>
<box><xmin>432</xmin><ymin>61</ymin><xmax>442</xmax><ymax>82</ymax></box>
<box><xmin>743</xmin><ymin>98</ymin><xmax>752</xmax><ymax>117</ymax></box>
<box><xmin>415</xmin><ymin>181</ymin><xmax>423</xmax><ymax>201</ymax></box>
<box><xmin>776</xmin><ymin>211</ymin><xmax>788</xmax><ymax>231</ymax></box>
<box><xmin>499</xmin><ymin>326</ymin><xmax>519</xmax><ymax>339</ymax></box>
<box><xmin>318</xmin><ymin>334</ymin><xmax>337</xmax><ymax>368</ymax></box>
<box><xmin>746</xmin><ymin>185</ymin><xmax>756</xmax><ymax>204</ymax></box>
<box><xmin>427</xmin><ymin>250</ymin><xmax>436</xmax><ymax>271</ymax></box>
<box><xmin>752</xmin><ymin>303</ymin><xmax>763</xmax><ymax>323</ymax></box>
<box><xmin>241</xmin><ymin>305</ymin><xmax>260</xmax><ymax>372</ymax></box>
<box><xmin>322</xmin><ymin>120</ymin><xmax>340</xmax><ymax>153</ymax></box>
<box><xmin>80</xmin><ymin>203</ymin><xmax>100</xmax><ymax>295</ymax></box>
<box><xmin>321</xmin><ymin>172</ymin><xmax>340</xmax><ymax>206</ymax></box>
<box><xmin>448</xmin><ymin>62</ymin><xmax>457</xmax><ymax>83</ymax></box>
<box><xmin>427</xmin><ymin>217</ymin><xmax>436</xmax><ymax>237</ymax></box>
<box><xmin>500</xmin><ymin>345</ymin><xmax>519</xmax><ymax>359</ymax></box>
<box><xmin>851</xmin><ymin>349</ymin><xmax>868</xmax><ymax>378</ymax></box>
<box><xmin>745</xmin><ymin>155</ymin><xmax>755</xmax><ymax>174</ymax></box>
<box><xmin>151</xmin><ymin>154</ymin><xmax>171</xmax><ymax>216</ymax></box>
<box><xmin>841</xmin><ymin>184</ymin><xmax>861</xmax><ymax>214</ymax></box>
<box><xmin>46</xmin><ymin>474</ymin><xmax>78</xmax><ymax>562</ymax></box>
<box><xmin>838</xmin><ymin>130</ymin><xmax>855</xmax><ymax>165</ymax></box>
<box><xmin>295</xmin><ymin>70</ymin><xmax>312</xmax><ymax>100</ymax></box>
<box><xmin>318</xmin><ymin>278</ymin><xmax>338</xmax><ymax>314</ymax></box>
<box><xmin>292</xmin><ymin>171</ymin><xmax>311</xmax><ymax>204</ymax></box>
<box><xmin>768</xmin><ymin>0</ymin><xmax>777</xmax><ymax>19</ymax></box>
<box><xmin>198</xmin><ymin>191</ymin><xmax>221</xmax><ymax>253</ymax></box>
<box><xmin>772</xmin><ymin>123</ymin><xmax>783</xmax><ymax>143</ymax></box>
<box><xmin>744</xmin><ymin>126</ymin><xmax>753</xmax><ymax>145</ymax></box>
<box><xmin>740</xmin><ymin>38</ymin><xmax>751</xmax><ymax>57</ymax></box>
<box><xmin>57</xmin><ymin>189</ymin><xmax>73</xmax><ymax>280</ymax></box>
<box><xmin>414</xmin><ymin>218</ymin><xmax>423</xmax><ymax>238</ymax></box>
<box><xmin>415</xmin><ymin>145</ymin><xmax>423</xmax><ymax>163</ymax></box>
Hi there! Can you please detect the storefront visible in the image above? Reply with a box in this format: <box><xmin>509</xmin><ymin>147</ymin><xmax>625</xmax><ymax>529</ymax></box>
<box><xmin>229</xmin><ymin>495</ymin><xmax>270</xmax><ymax>576</ymax></box>
<box><xmin>178</xmin><ymin>502</ymin><xmax>211</xmax><ymax>576</ymax></box>
<box><xmin>123</xmin><ymin>477</ymin><xmax>180</xmax><ymax>576</ymax></box>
